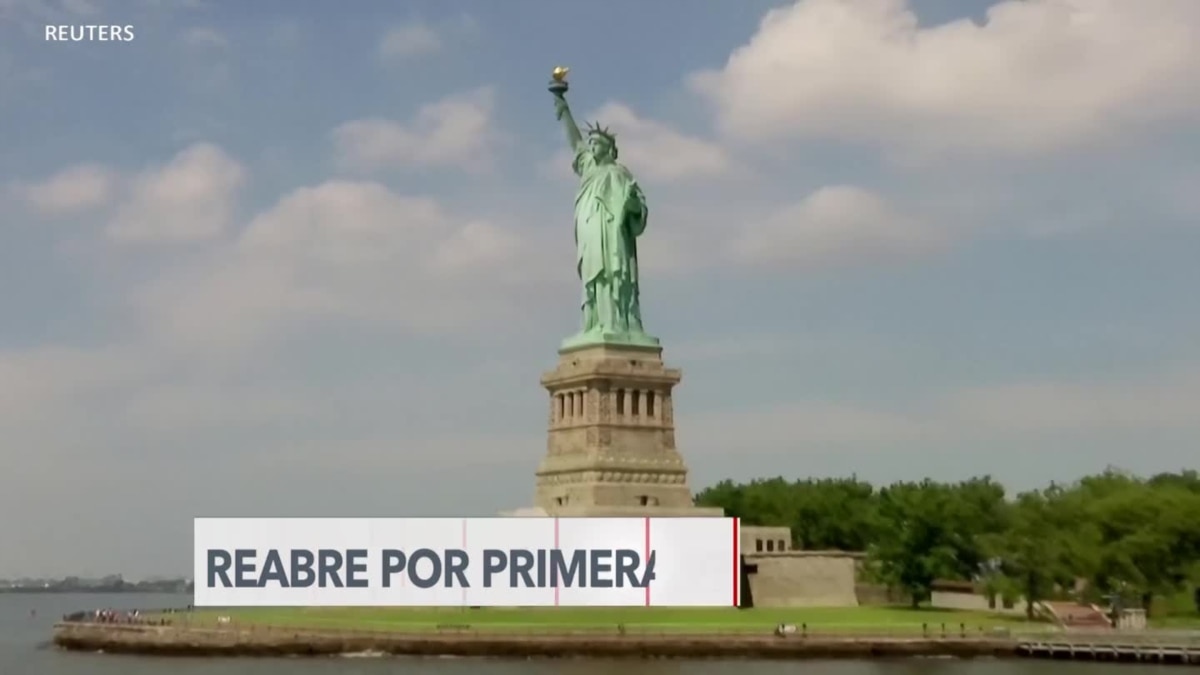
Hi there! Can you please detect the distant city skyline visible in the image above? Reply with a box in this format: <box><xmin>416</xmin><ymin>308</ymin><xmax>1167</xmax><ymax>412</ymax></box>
<box><xmin>1</xmin><ymin>0</ymin><xmax>1198</xmax><ymax>578</ymax></box>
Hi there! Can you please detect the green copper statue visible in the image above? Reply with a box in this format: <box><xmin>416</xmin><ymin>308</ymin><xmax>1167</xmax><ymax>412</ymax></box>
<box><xmin>549</xmin><ymin>67</ymin><xmax>659</xmax><ymax>349</ymax></box>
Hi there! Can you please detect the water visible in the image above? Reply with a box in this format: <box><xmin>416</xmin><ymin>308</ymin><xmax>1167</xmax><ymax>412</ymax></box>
<box><xmin>0</xmin><ymin>593</ymin><xmax>1175</xmax><ymax>674</ymax></box>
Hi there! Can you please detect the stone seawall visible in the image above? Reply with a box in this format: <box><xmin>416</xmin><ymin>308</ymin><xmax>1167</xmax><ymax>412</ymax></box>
<box><xmin>53</xmin><ymin>622</ymin><xmax>1019</xmax><ymax>659</ymax></box>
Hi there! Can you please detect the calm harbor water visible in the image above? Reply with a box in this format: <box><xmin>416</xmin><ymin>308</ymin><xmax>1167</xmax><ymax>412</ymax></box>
<box><xmin>0</xmin><ymin>593</ymin><xmax>1176</xmax><ymax>674</ymax></box>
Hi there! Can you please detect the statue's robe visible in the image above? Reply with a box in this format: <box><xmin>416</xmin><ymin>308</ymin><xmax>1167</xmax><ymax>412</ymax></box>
<box><xmin>572</xmin><ymin>144</ymin><xmax>648</xmax><ymax>332</ymax></box>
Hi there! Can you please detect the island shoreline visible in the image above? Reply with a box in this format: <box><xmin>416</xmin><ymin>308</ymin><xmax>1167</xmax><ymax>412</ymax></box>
<box><xmin>52</xmin><ymin>622</ymin><xmax>1019</xmax><ymax>660</ymax></box>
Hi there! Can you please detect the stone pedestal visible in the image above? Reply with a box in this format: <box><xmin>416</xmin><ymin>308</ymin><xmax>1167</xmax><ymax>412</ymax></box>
<box><xmin>533</xmin><ymin>341</ymin><xmax>723</xmax><ymax>518</ymax></box>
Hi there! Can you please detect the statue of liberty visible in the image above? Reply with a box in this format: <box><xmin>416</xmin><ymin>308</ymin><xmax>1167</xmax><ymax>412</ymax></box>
<box><xmin>549</xmin><ymin>67</ymin><xmax>659</xmax><ymax>349</ymax></box>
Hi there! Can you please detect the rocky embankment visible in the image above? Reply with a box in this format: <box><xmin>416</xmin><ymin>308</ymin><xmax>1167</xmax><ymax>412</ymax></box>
<box><xmin>53</xmin><ymin>621</ymin><xmax>1019</xmax><ymax>659</ymax></box>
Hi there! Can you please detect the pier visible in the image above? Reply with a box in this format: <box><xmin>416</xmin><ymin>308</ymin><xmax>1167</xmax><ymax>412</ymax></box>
<box><xmin>1016</xmin><ymin>631</ymin><xmax>1200</xmax><ymax>665</ymax></box>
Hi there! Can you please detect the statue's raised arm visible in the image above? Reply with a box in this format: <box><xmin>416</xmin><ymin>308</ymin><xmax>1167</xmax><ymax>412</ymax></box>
<box><xmin>549</xmin><ymin>67</ymin><xmax>584</xmax><ymax>153</ymax></box>
<box><xmin>546</xmin><ymin>66</ymin><xmax>658</xmax><ymax>350</ymax></box>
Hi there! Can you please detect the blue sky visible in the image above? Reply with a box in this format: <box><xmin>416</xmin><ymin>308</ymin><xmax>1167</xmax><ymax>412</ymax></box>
<box><xmin>1</xmin><ymin>0</ymin><xmax>1198</xmax><ymax>577</ymax></box>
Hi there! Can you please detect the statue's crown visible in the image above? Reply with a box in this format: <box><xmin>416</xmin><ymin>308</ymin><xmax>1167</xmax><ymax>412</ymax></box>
<box><xmin>585</xmin><ymin>121</ymin><xmax>616</xmax><ymax>144</ymax></box>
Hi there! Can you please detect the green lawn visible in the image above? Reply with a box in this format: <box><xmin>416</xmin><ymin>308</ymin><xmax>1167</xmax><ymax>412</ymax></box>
<box><xmin>1156</xmin><ymin>588</ymin><xmax>1200</xmax><ymax>628</ymax></box>
<box><xmin>179</xmin><ymin>606</ymin><xmax>1045</xmax><ymax>634</ymax></box>
<box><xmin>1150</xmin><ymin>614</ymin><xmax>1200</xmax><ymax>629</ymax></box>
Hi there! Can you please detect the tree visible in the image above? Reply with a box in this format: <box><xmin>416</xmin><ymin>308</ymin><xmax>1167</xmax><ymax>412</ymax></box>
<box><xmin>990</xmin><ymin>487</ymin><xmax>1096</xmax><ymax>618</ymax></box>
<box><xmin>696</xmin><ymin>476</ymin><xmax>883</xmax><ymax>551</ymax></box>
<box><xmin>869</xmin><ymin>480</ymin><xmax>962</xmax><ymax>607</ymax></box>
<box><xmin>696</xmin><ymin>468</ymin><xmax>1200</xmax><ymax>619</ymax></box>
<box><xmin>790</xmin><ymin>478</ymin><xmax>882</xmax><ymax>551</ymax></box>
<box><xmin>1086</xmin><ymin>482</ymin><xmax>1200</xmax><ymax>615</ymax></box>
<box><xmin>945</xmin><ymin>476</ymin><xmax>1010</xmax><ymax>578</ymax></box>
<box><xmin>695</xmin><ymin>480</ymin><xmax>749</xmax><ymax>519</ymax></box>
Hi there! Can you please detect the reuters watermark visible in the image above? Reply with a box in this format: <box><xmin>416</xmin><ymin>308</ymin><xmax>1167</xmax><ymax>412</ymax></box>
<box><xmin>45</xmin><ymin>25</ymin><xmax>135</xmax><ymax>42</ymax></box>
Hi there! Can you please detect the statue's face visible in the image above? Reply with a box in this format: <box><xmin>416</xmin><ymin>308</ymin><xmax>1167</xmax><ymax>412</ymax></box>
<box><xmin>589</xmin><ymin>135</ymin><xmax>615</xmax><ymax>163</ymax></box>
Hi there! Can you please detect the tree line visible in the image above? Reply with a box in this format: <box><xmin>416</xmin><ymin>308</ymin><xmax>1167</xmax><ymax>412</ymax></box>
<box><xmin>695</xmin><ymin>469</ymin><xmax>1200</xmax><ymax>617</ymax></box>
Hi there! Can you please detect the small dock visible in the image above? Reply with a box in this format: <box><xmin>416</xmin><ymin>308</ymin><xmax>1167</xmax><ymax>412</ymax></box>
<box><xmin>1017</xmin><ymin>631</ymin><xmax>1200</xmax><ymax>665</ymax></box>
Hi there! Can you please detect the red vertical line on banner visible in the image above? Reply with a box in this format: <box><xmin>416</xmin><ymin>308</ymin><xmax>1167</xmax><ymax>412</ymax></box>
<box><xmin>643</xmin><ymin>517</ymin><xmax>651</xmax><ymax>607</ymax></box>
<box><xmin>461</xmin><ymin>519</ymin><xmax>468</xmax><ymax>607</ymax></box>
<box><xmin>553</xmin><ymin>518</ymin><xmax>561</xmax><ymax>607</ymax></box>
<box><xmin>732</xmin><ymin>518</ymin><xmax>740</xmax><ymax>607</ymax></box>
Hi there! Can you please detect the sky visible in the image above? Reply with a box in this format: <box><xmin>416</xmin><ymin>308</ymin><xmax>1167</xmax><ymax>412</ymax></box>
<box><xmin>0</xmin><ymin>0</ymin><xmax>1198</xmax><ymax>578</ymax></box>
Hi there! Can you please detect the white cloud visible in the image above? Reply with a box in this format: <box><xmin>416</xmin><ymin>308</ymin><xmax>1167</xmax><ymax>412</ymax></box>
<box><xmin>131</xmin><ymin>179</ymin><xmax>541</xmax><ymax>354</ymax></box>
<box><xmin>636</xmin><ymin>223</ymin><xmax>709</xmax><ymax>276</ymax></box>
<box><xmin>430</xmin><ymin>220</ymin><xmax>522</xmax><ymax>275</ymax></box>
<box><xmin>0</xmin><ymin>345</ymin><xmax>149</xmax><ymax>429</ymax></box>
<box><xmin>378</xmin><ymin>21</ymin><xmax>442</xmax><ymax>60</ymax></box>
<box><xmin>119</xmin><ymin>380</ymin><xmax>335</xmax><ymax>433</ymax></box>
<box><xmin>10</xmin><ymin>144</ymin><xmax>244</xmax><ymax>235</ymax></box>
<box><xmin>691</xmin><ymin>0</ymin><xmax>1200</xmax><ymax>156</ymax></box>
<box><xmin>732</xmin><ymin>185</ymin><xmax>944</xmax><ymax>268</ymax></box>
<box><xmin>686</xmin><ymin>364</ymin><xmax>1200</xmax><ymax>462</ymax></box>
<box><xmin>943</xmin><ymin>367</ymin><xmax>1200</xmax><ymax>433</ymax></box>
<box><xmin>8</xmin><ymin>163</ymin><xmax>116</xmax><ymax>216</ymax></box>
<box><xmin>690</xmin><ymin>401</ymin><xmax>934</xmax><ymax>448</ymax></box>
<box><xmin>332</xmin><ymin>87</ymin><xmax>499</xmax><ymax>172</ymax></box>
<box><xmin>107</xmin><ymin>143</ymin><xmax>246</xmax><ymax>243</ymax></box>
